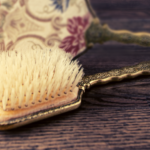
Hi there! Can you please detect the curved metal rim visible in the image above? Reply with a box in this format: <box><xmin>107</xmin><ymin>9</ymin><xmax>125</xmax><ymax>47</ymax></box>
<box><xmin>0</xmin><ymin>89</ymin><xmax>84</xmax><ymax>130</ymax></box>
<box><xmin>85</xmin><ymin>0</ymin><xmax>98</xmax><ymax>18</ymax></box>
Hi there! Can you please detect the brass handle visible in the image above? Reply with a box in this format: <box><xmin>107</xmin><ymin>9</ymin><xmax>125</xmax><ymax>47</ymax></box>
<box><xmin>78</xmin><ymin>61</ymin><xmax>150</xmax><ymax>91</ymax></box>
<box><xmin>85</xmin><ymin>19</ymin><xmax>150</xmax><ymax>47</ymax></box>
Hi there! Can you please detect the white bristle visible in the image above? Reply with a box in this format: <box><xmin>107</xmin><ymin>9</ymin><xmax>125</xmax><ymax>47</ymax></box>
<box><xmin>10</xmin><ymin>88</ymin><xmax>15</xmax><ymax>109</ymax></box>
<box><xmin>18</xmin><ymin>85</ymin><xmax>24</xmax><ymax>107</ymax></box>
<box><xmin>0</xmin><ymin>48</ymin><xmax>84</xmax><ymax>111</ymax></box>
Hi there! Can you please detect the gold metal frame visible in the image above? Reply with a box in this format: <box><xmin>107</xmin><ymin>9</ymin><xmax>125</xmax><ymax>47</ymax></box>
<box><xmin>0</xmin><ymin>90</ymin><xmax>84</xmax><ymax>130</ymax></box>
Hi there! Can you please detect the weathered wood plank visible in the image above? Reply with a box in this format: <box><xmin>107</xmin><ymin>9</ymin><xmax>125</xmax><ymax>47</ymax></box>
<box><xmin>90</xmin><ymin>0</ymin><xmax>150</xmax><ymax>11</ymax></box>
<box><xmin>1</xmin><ymin>108</ymin><xmax>150</xmax><ymax>149</ymax></box>
<box><xmin>96</xmin><ymin>11</ymin><xmax>150</xmax><ymax>19</ymax></box>
<box><xmin>90</xmin><ymin>0</ymin><xmax>150</xmax><ymax>19</ymax></box>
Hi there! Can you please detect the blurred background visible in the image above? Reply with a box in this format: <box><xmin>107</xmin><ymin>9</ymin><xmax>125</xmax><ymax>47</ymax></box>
<box><xmin>91</xmin><ymin>0</ymin><xmax>150</xmax><ymax>33</ymax></box>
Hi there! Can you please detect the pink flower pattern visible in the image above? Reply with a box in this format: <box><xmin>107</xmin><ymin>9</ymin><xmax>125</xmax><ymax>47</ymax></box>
<box><xmin>59</xmin><ymin>14</ymin><xmax>90</xmax><ymax>56</ymax></box>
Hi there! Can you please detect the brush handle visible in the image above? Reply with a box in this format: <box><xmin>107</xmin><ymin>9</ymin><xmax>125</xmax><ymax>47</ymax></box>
<box><xmin>78</xmin><ymin>61</ymin><xmax>150</xmax><ymax>91</ymax></box>
<box><xmin>85</xmin><ymin>19</ymin><xmax>150</xmax><ymax>47</ymax></box>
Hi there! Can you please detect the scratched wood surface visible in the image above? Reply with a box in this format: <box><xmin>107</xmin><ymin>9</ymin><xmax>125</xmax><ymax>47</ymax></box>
<box><xmin>1</xmin><ymin>0</ymin><xmax>150</xmax><ymax>150</ymax></box>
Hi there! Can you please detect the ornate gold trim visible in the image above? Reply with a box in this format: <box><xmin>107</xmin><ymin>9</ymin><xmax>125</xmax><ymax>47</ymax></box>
<box><xmin>78</xmin><ymin>61</ymin><xmax>150</xmax><ymax>90</ymax></box>
<box><xmin>0</xmin><ymin>90</ymin><xmax>84</xmax><ymax>130</ymax></box>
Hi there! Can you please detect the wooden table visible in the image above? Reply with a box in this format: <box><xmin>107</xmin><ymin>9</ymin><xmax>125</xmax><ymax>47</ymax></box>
<box><xmin>1</xmin><ymin>0</ymin><xmax>150</xmax><ymax>149</ymax></box>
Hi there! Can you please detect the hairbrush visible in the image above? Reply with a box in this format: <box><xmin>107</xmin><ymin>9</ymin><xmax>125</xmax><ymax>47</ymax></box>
<box><xmin>1</xmin><ymin>0</ymin><xmax>150</xmax><ymax>57</ymax></box>
<box><xmin>0</xmin><ymin>48</ymin><xmax>150</xmax><ymax>130</ymax></box>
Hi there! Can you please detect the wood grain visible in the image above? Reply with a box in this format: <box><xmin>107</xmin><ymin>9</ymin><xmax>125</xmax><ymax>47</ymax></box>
<box><xmin>91</xmin><ymin>0</ymin><xmax>150</xmax><ymax>11</ymax></box>
<box><xmin>1</xmin><ymin>0</ymin><xmax>150</xmax><ymax>150</ymax></box>
<box><xmin>91</xmin><ymin>0</ymin><xmax>150</xmax><ymax>19</ymax></box>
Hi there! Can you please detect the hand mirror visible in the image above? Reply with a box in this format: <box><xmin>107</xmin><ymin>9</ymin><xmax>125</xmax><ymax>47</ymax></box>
<box><xmin>1</xmin><ymin>0</ymin><xmax>150</xmax><ymax>57</ymax></box>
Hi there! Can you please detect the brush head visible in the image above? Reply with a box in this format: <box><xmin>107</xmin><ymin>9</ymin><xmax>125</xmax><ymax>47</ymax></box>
<box><xmin>0</xmin><ymin>48</ymin><xmax>84</xmax><ymax>122</ymax></box>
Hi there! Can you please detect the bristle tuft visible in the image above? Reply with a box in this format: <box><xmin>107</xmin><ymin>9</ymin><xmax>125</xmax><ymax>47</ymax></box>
<box><xmin>0</xmin><ymin>48</ymin><xmax>84</xmax><ymax>111</ymax></box>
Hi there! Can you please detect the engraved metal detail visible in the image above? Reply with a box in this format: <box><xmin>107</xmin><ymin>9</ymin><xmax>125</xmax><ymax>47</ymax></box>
<box><xmin>78</xmin><ymin>61</ymin><xmax>150</xmax><ymax>89</ymax></box>
<box><xmin>0</xmin><ymin>90</ymin><xmax>83</xmax><ymax>128</ymax></box>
